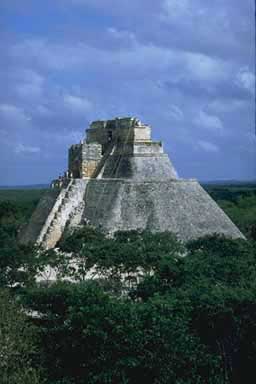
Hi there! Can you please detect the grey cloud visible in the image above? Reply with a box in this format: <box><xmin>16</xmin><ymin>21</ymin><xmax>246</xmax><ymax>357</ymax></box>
<box><xmin>9</xmin><ymin>36</ymin><xmax>240</xmax><ymax>90</ymax></box>
<box><xmin>0</xmin><ymin>0</ymin><xmax>254</xmax><ymax>184</ymax></box>
<box><xmin>196</xmin><ymin>140</ymin><xmax>220</xmax><ymax>153</ymax></box>
<box><xmin>194</xmin><ymin>110</ymin><xmax>224</xmax><ymax>134</ymax></box>
<box><xmin>15</xmin><ymin>143</ymin><xmax>41</xmax><ymax>154</ymax></box>
<box><xmin>0</xmin><ymin>103</ymin><xmax>31</xmax><ymax>126</ymax></box>
<box><xmin>168</xmin><ymin>105</ymin><xmax>184</xmax><ymax>121</ymax></box>
<box><xmin>235</xmin><ymin>67</ymin><xmax>255</xmax><ymax>95</ymax></box>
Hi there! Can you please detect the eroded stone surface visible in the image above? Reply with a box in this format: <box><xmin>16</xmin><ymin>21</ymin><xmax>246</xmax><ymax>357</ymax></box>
<box><xmin>21</xmin><ymin>117</ymin><xmax>245</xmax><ymax>249</ymax></box>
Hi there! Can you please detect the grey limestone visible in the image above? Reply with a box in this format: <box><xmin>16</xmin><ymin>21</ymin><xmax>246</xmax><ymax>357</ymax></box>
<box><xmin>21</xmin><ymin>117</ymin><xmax>245</xmax><ymax>249</ymax></box>
<box><xmin>82</xmin><ymin>179</ymin><xmax>244</xmax><ymax>241</ymax></box>
<box><xmin>100</xmin><ymin>154</ymin><xmax>178</xmax><ymax>180</ymax></box>
<box><xmin>19</xmin><ymin>188</ymin><xmax>60</xmax><ymax>245</ymax></box>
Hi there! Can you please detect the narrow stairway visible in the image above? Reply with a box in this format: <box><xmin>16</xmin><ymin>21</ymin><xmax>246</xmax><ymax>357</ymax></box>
<box><xmin>38</xmin><ymin>180</ymin><xmax>87</xmax><ymax>249</ymax></box>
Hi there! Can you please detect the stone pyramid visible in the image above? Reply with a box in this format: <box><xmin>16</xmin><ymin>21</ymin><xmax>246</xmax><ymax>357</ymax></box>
<box><xmin>21</xmin><ymin>117</ymin><xmax>244</xmax><ymax>249</ymax></box>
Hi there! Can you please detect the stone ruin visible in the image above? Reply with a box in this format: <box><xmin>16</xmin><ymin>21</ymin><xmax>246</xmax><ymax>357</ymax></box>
<box><xmin>21</xmin><ymin>117</ymin><xmax>244</xmax><ymax>249</ymax></box>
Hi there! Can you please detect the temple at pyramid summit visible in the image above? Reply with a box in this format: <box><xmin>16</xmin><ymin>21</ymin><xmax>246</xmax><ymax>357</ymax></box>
<box><xmin>21</xmin><ymin>117</ymin><xmax>244</xmax><ymax>249</ymax></box>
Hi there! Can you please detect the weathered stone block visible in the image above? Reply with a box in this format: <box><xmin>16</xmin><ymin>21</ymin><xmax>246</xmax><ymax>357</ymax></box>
<box><xmin>21</xmin><ymin>117</ymin><xmax>245</xmax><ymax>249</ymax></box>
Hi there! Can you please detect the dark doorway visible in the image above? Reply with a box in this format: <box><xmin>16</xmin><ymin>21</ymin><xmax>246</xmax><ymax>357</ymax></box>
<box><xmin>72</xmin><ymin>160</ymin><xmax>80</xmax><ymax>178</ymax></box>
<box><xmin>107</xmin><ymin>130</ymin><xmax>113</xmax><ymax>142</ymax></box>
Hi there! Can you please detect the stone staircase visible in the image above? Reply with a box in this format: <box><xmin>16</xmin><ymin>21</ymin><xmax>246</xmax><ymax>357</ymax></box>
<box><xmin>68</xmin><ymin>200</ymin><xmax>86</xmax><ymax>228</ymax></box>
<box><xmin>93</xmin><ymin>143</ymin><xmax>116</xmax><ymax>179</ymax></box>
<box><xmin>37</xmin><ymin>180</ymin><xmax>87</xmax><ymax>249</ymax></box>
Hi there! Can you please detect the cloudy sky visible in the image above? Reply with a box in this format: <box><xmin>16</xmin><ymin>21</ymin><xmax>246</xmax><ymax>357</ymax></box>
<box><xmin>0</xmin><ymin>0</ymin><xmax>255</xmax><ymax>185</ymax></box>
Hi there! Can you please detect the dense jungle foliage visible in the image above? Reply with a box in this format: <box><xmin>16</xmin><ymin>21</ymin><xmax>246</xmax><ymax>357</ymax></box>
<box><xmin>0</xmin><ymin>184</ymin><xmax>255</xmax><ymax>384</ymax></box>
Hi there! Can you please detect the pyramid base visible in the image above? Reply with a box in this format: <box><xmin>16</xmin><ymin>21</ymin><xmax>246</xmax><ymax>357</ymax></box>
<box><xmin>81</xmin><ymin>178</ymin><xmax>244</xmax><ymax>241</ymax></box>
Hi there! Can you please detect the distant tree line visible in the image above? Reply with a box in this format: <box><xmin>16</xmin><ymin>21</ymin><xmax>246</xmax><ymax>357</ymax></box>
<box><xmin>204</xmin><ymin>185</ymin><xmax>256</xmax><ymax>241</ymax></box>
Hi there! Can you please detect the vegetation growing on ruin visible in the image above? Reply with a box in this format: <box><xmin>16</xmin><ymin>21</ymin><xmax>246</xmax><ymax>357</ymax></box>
<box><xmin>0</xmin><ymin>185</ymin><xmax>255</xmax><ymax>384</ymax></box>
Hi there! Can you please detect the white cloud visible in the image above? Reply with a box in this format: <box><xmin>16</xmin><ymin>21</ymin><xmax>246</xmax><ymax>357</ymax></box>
<box><xmin>0</xmin><ymin>0</ymin><xmax>254</xmax><ymax>184</ymax></box>
<box><xmin>163</xmin><ymin>0</ymin><xmax>190</xmax><ymax>19</ymax></box>
<box><xmin>185</xmin><ymin>52</ymin><xmax>227</xmax><ymax>82</ymax></box>
<box><xmin>11</xmin><ymin>39</ymin><xmax>90</xmax><ymax>70</ymax></box>
<box><xmin>66</xmin><ymin>0</ymin><xmax>111</xmax><ymax>5</ymax></box>
<box><xmin>168</xmin><ymin>105</ymin><xmax>184</xmax><ymax>121</ymax></box>
<box><xmin>161</xmin><ymin>0</ymin><xmax>231</xmax><ymax>34</ymax></box>
<box><xmin>15</xmin><ymin>143</ymin><xmax>41</xmax><ymax>154</ymax></box>
<box><xmin>36</xmin><ymin>105</ymin><xmax>53</xmax><ymax>117</ymax></box>
<box><xmin>14</xmin><ymin>69</ymin><xmax>44</xmax><ymax>99</ymax></box>
<box><xmin>197</xmin><ymin>140</ymin><xmax>219</xmax><ymax>152</ymax></box>
<box><xmin>63</xmin><ymin>94</ymin><xmax>92</xmax><ymax>113</ymax></box>
<box><xmin>60</xmin><ymin>0</ymin><xmax>144</xmax><ymax>14</ymax></box>
<box><xmin>19</xmin><ymin>69</ymin><xmax>44</xmax><ymax>86</ymax></box>
<box><xmin>16</xmin><ymin>83</ymin><xmax>42</xmax><ymax>99</ymax></box>
<box><xmin>0</xmin><ymin>103</ymin><xmax>30</xmax><ymax>122</ymax></box>
<box><xmin>162</xmin><ymin>0</ymin><xmax>227</xmax><ymax>30</ymax></box>
<box><xmin>207</xmin><ymin>99</ymin><xmax>246</xmax><ymax>114</ymax></box>
<box><xmin>235</xmin><ymin>67</ymin><xmax>255</xmax><ymax>94</ymax></box>
<box><xmin>1</xmin><ymin>25</ymin><xmax>250</xmax><ymax>127</ymax></box>
<box><xmin>107</xmin><ymin>27</ymin><xmax>136</xmax><ymax>43</ymax></box>
<box><xmin>195</xmin><ymin>110</ymin><xmax>224</xmax><ymax>132</ymax></box>
<box><xmin>10</xmin><ymin>37</ymin><xmax>232</xmax><ymax>91</ymax></box>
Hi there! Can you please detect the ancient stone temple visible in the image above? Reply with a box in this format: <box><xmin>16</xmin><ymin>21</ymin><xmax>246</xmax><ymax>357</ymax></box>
<box><xmin>21</xmin><ymin>117</ymin><xmax>244</xmax><ymax>249</ymax></box>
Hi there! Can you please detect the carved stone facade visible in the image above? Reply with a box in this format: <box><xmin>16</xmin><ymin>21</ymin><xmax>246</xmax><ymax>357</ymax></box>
<box><xmin>68</xmin><ymin>117</ymin><xmax>161</xmax><ymax>180</ymax></box>
<box><xmin>68</xmin><ymin>143</ymin><xmax>102</xmax><ymax>179</ymax></box>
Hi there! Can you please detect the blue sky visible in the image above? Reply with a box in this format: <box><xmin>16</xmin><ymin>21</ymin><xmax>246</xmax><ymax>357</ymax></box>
<box><xmin>0</xmin><ymin>0</ymin><xmax>255</xmax><ymax>185</ymax></box>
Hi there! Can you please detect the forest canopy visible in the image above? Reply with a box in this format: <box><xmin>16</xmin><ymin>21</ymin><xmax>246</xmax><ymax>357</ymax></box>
<box><xmin>0</xmin><ymin>185</ymin><xmax>255</xmax><ymax>384</ymax></box>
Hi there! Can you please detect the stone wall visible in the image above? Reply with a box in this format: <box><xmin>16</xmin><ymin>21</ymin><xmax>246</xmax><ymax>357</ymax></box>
<box><xmin>69</xmin><ymin>144</ymin><xmax>82</xmax><ymax>178</ymax></box>
<box><xmin>80</xmin><ymin>143</ymin><xmax>102</xmax><ymax>178</ymax></box>
<box><xmin>82</xmin><ymin>179</ymin><xmax>245</xmax><ymax>241</ymax></box>
<box><xmin>101</xmin><ymin>154</ymin><xmax>178</xmax><ymax>180</ymax></box>
<box><xmin>69</xmin><ymin>143</ymin><xmax>102</xmax><ymax>178</ymax></box>
<box><xmin>19</xmin><ymin>189</ymin><xmax>60</xmax><ymax>245</ymax></box>
<box><xmin>69</xmin><ymin>118</ymin><xmax>166</xmax><ymax>180</ymax></box>
<box><xmin>86</xmin><ymin>117</ymin><xmax>151</xmax><ymax>152</ymax></box>
<box><xmin>133</xmin><ymin>126</ymin><xmax>151</xmax><ymax>142</ymax></box>
<box><xmin>22</xmin><ymin>177</ymin><xmax>245</xmax><ymax>249</ymax></box>
<box><xmin>133</xmin><ymin>142</ymin><xmax>163</xmax><ymax>154</ymax></box>
<box><xmin>109</xmin><ymin>142</ymin><xmax>163</xmax><ymax>156</ymax></box>
<box><xmin>22</xmin><ymin>116</ymin><xmax>245</xmax><ymax>249</ymax></box>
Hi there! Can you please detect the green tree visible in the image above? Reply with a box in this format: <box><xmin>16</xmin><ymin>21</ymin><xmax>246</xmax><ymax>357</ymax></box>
<box><xmin>134</xmin><ymin>235</ymin><xmax>256</xmax><ymax>383</ymax></box>
<box><xmin>23</xmin><ymin>281</ymin><xmax>221</xmax><ymax>384</ymax></box>
<box><xmin>218</xmin><ymin>195</ymin><xmax>256</xmax><ymax>241</ymax></box>
<box><xmin>0</xmin><ymin>289</ymin><xmax>43</xmax><ymax>384</ymax></box>
<box><xmin>57</xmin><ymin>228</ymin><xmax>183</xmax><ymax>288</ymax></box>
<box><xmin>0</xmin><ymin>199</ymin><xmax>48</xmax><ymax>289</ymax></box>
<box><xmin>0</xmin><ymin>242</ymin><xmax>42</xmax><ymax>288</ymax></box>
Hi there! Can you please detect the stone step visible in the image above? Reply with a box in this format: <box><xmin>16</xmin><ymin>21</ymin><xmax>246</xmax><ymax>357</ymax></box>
<box><xmin>38</xmin><ymin>180</ymin><xmax>88</xmax><ymax>249</ymax></box>
<box><xmin>57</xmin><ymin>204</ymin><xmax>64</xmax><ymax>212</ymax></box>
